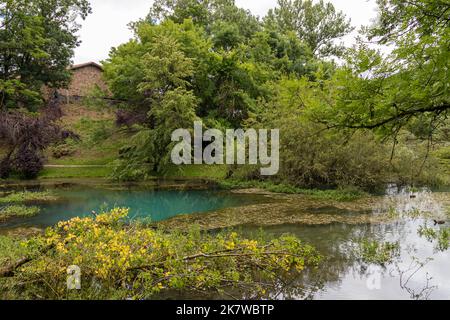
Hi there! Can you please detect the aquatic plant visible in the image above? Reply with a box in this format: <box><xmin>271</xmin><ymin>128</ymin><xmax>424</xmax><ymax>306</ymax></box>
<box><xmin>0</xmin><ymin>205</ymin><xmax>40</xmax><ymax>221</ymax></box>
<box><xmin>0</xmin><ymin>208</ymin><xmax>322</xmax><ymax>300</ymax></box>
<box><xmin>0</xmin><ymin>191</ymin><xmax>58</xmax><ymax>204</ymax></box>
<box><xmin>218</xmin><ymin>179</ymin><xmax>366</xmax><ymax>202</ymax></box>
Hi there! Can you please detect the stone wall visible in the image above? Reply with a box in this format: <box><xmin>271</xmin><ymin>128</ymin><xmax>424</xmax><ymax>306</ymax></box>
<box><xmin>43</xmin><ymin>63</ymin><xmax>110</xmax><ymax>103</ymax></box>
<box><xmin>65</xmin><ymin>64</ymin><xmax>109</xmax><ymax>97</ymax></box>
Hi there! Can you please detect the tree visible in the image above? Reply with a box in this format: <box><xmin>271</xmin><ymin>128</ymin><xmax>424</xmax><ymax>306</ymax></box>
<box><xmin>0</xmin><ymin>0</ymin><xmax>91</xmax><ymax>110</ymax></box>
<box><xmin>312</xmin><ymin>0</ymin><xmax>449</xmax><ymax>138</ymax></box>
<box><xmin>0</xmin><ymin>98</ymin><xmax>78</xmax><ymax>178</ymax></box>
<box><xmin>264</xmin><ymin>0</ymin><xmax>353</xmax><ymax>57</ymax></box>
<box><xmin>109</xmin><ymin>33</ymin><xmax>199</xmax><ymax>179</ymax></box>
<box><xmin>147</xmin><ymin>0</ymin><xmax>261</xmax><ymax>46</ymax></box>
<box><xmin>0</xmin><ymin>0</ymin><xmax>90</xmax><ymax>178</ymax></box>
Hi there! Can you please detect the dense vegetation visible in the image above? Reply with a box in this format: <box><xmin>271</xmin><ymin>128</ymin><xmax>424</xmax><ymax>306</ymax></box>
<box><xmin>0</xmin><ymin>208</ymin><xmax>321</xmax><ymax>299</ymax></box>
<box><xmin>0</xmin><ymin>0</ymin><xmax>90</xmax><ymax>178</ymax></box>
<box><xmin>0</xmin><ymin>0</ymin><xmax>448</xmax><ymax>301</ymax></box>
<box><xmin>100</xmin><ymin>0</ymin><xmax>449</xmax><ymax>190</ymax></box>
<box><xmin>0</xmin><ymin>0</ymin><xmax>448</xmax><ymax>190</ymax></box>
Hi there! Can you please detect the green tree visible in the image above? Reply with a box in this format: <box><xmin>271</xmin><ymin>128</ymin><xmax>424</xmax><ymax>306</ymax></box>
<box><xmin>0</xmin><ymin>0</ymin><xmax>91</xmax><ymax>110</ymax></box>
<box><xmin>110</xmin><ymin>33</ymin><xmax>198</xmax><ymax>179</ymax></box>
<box><xmin>312</xmin><ymin>0</ymin><xmax>449</xmax><ymax>138</ymax></box>
<box><xmin>147</xmin><ymin>0</ymin><xmax>260</xmax><ymax>46</ymax></box>
<box><xmin>264</xmin><ymin>0</ymin><xmax>353</xmax><ymax>57</ymax></box>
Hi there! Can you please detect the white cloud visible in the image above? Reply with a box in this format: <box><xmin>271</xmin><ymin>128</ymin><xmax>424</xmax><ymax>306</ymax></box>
<box><xmin>74</xmin><ymin>0</ymin><xmax>379</xmax><ymax>64</ymax></box>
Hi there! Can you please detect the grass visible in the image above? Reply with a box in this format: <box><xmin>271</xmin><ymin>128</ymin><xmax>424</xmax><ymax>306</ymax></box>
<box><xmin>218</xmin><ymin>179</ymin><xmax>367</xmax><ymax>201</ymax></box>
<box><xmin>39</xmin><ymin>166</ymin><xmax>114</xmax><ymax>179</ymax></box>
<box><xmin>0</xmin><ymin>235</ymin><xmax>31</xmax><ymax>266</ymax></box>
<box><xmin>36</xmin><ymin>104</ymin><xmax>129</xmax><ymax>179</ymax></box>
<box><xmin>0</xmin><ymin>191</ymin><xmax>58</xmax><ymax>203</ymax></box>
<box><xmin>163</xmin><ymin>164</ymin><xmax>227</xmax><ymax>179</ymax></box>
<box><xmin>0</xmin><ymin>205</ymin><xmax>40</xmax><ymax>221</ymax></box>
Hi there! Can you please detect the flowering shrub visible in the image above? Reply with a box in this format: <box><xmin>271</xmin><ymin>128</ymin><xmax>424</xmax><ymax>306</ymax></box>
<box><xmin>1</xmin><ymin>208</ymin><xmax>321</xmax><ymax>299</ymax></box>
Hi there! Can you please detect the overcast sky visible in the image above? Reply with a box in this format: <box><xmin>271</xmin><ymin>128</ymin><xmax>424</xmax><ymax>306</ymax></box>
<box><xmin>74</xmin><ymin>0</ymin><xmax>379</xmax><ymax>64</ymax></box>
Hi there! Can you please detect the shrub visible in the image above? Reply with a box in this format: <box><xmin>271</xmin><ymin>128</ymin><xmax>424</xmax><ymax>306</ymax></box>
<box><xmin>0</xmin><ymin>208</ymin><xmax>322</xmax><ymax>299</ymax></box>
<box><xmin>50</xmin><ymin>144</ymin><xmax>75</xmax><ymax>159</ymax></box>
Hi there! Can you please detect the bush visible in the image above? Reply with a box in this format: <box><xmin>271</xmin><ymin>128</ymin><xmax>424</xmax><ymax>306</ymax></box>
<box><xmin>0</xmin><ymin>208</ymin><xmax>322</xmax><ymax>300</ymax></box>
<box><xmin>50</xmin><ymin>144</ymin><xmax>75</xmax><ymax>159</ymax></box>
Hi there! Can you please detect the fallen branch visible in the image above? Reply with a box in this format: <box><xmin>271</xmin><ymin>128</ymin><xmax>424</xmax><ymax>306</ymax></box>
<box><xmin>0</xmin><ymin>257</ymin><xmax>32</xmax><ymax>277</ymax></box>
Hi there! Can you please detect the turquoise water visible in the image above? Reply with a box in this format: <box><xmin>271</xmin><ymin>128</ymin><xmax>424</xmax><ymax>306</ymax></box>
<box><xmin>1</xmin><ymin>182</ymin><xmax>449</xmax><ymax>300</ymax></box>
<box><xmin>0</xmin><ymin>184</ymin><xmax>265</xmax><ymax>229</ymax></box>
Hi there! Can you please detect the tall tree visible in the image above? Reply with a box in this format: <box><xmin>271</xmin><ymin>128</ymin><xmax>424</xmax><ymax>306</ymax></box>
<box><xmin>147</xmin><ymin>0</ymin><xmax>261</xmax><ymax>46</ymax></box>
<box><xmin>0</xmin><ymin>0</ymin><xmax>91</xmax><ymax>110</ymax></box>
<box><xmin>311</xmin><ymin>0</ymin><xmax>449</xmax><ymax>138</ymax></box>
<box><xmin>107</xmin><ymin>31</ymin><xmax>199</xmax><ymax>179</ymax></box>
<box><xmin>264</xmin><ymin>0</ymin><xmax>353</xmax><ymax>57</ymax></box>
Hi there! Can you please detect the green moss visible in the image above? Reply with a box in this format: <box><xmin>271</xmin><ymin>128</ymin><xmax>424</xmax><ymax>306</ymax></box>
<box><xmin>0</xmin><ymin>205</ymin><xmax>40</xmax><ymax>221</ymax></box>
<box><xmin>0</xmin><ymin>191</ymin><xmax>57</xmax><ymax>203</ymax></box>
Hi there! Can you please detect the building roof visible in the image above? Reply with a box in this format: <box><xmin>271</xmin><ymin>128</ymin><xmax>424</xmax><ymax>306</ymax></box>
<box><xmin>70</xmin><ymin>62</ymin><xmax>103</xmax><ymax>71</ymax></box>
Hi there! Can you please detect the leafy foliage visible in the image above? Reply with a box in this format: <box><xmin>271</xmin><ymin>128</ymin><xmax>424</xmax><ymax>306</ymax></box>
<box><xmin>313</xmin><ymin>0</ymin><xmax>449</xmax><ymax>137</ymax></box>
<box><xmin>0</xmin><ymin>205</ymin><xmax>40</xmax><ymax>221</ymax></box>
<box><xmin>264</xmin><ymin>0</ymin><xmax>353</xmax><ymax>57</ymax></box>
<box><xmin>0</xmin><ymin>208</ymin><xmax>322</xmax><ymax>299</ymax></box>
<box><xmin>0</xmin><ymin>99</ymin><xmax>78</xmax><ymax>178</ymax></box>
<box><xmin>418</xmin><ymin>225</ymin><xmax>450</xmax><ymax>251</ymax></box>
<box><xmin>356</xmin><ymin>239</ymin><xmax>400</xmax><ymax>265</ymax></box>
<box><xmin>0</xmin><ymin>0</ymin><xmax>91</xmax><ymax>110</ymax></box>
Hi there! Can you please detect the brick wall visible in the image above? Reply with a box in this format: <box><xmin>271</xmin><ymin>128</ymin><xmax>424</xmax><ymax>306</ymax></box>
<box><xmin>65</xmin><ymin>65</ymin><xmax>109</xmax><ymax>97</ymax></box>
<box><xmin>43</xmin><ymin>63</ymin><xmax>110</xmax><ymax>102</ymax></box>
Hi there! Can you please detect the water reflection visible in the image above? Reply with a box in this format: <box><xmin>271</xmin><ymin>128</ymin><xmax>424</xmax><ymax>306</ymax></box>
<box><xmin>243</xmin><ymin>187</ymin><xmax>449</xmax><ymax>300</ymax></box>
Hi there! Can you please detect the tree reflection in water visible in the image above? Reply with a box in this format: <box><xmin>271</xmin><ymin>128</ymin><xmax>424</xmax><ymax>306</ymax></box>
<box><xmin>242</xmin><ymin>187</ymin><xmax>449</xmax><ymax>300</ymax></box>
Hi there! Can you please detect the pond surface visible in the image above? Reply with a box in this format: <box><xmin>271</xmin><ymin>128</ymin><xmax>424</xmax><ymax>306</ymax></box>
<box><xmin>0</xmin><ymin>181</ymin><xmax>449</xmax><ymax>300</ymax></box>
<box><xmin>0</xmin><ymin>183</ymin><xmax>268</xmax><ymax>229</ymax></box>
<box><xmin>241</xmin><ymin>188</ymin><xmax>450</xmax><ymax>300</ymax></box>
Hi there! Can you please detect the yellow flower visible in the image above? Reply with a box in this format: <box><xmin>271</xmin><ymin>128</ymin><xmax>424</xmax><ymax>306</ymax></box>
<box><xmin>225</xmin><ymin>241</ymin><xmax>235</xmax><ymax>250</ymax></box>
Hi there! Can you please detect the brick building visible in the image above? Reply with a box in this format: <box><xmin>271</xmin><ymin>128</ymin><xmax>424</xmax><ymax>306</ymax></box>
<box><xmin>66</xmin><ymin>62</ymin><xmax>108</xmax><ymax>97</ymax></box>
<box><xmin>44</xmin><ymin>62</ymin><xmax>109</xmax><ymax>102</ymax></box>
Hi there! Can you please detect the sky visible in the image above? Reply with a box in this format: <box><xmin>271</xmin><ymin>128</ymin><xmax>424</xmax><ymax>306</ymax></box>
<box><xmin>74</xmin><ymin>0</ymin><xmax>379</xmax><ymax>64</ymax></box>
